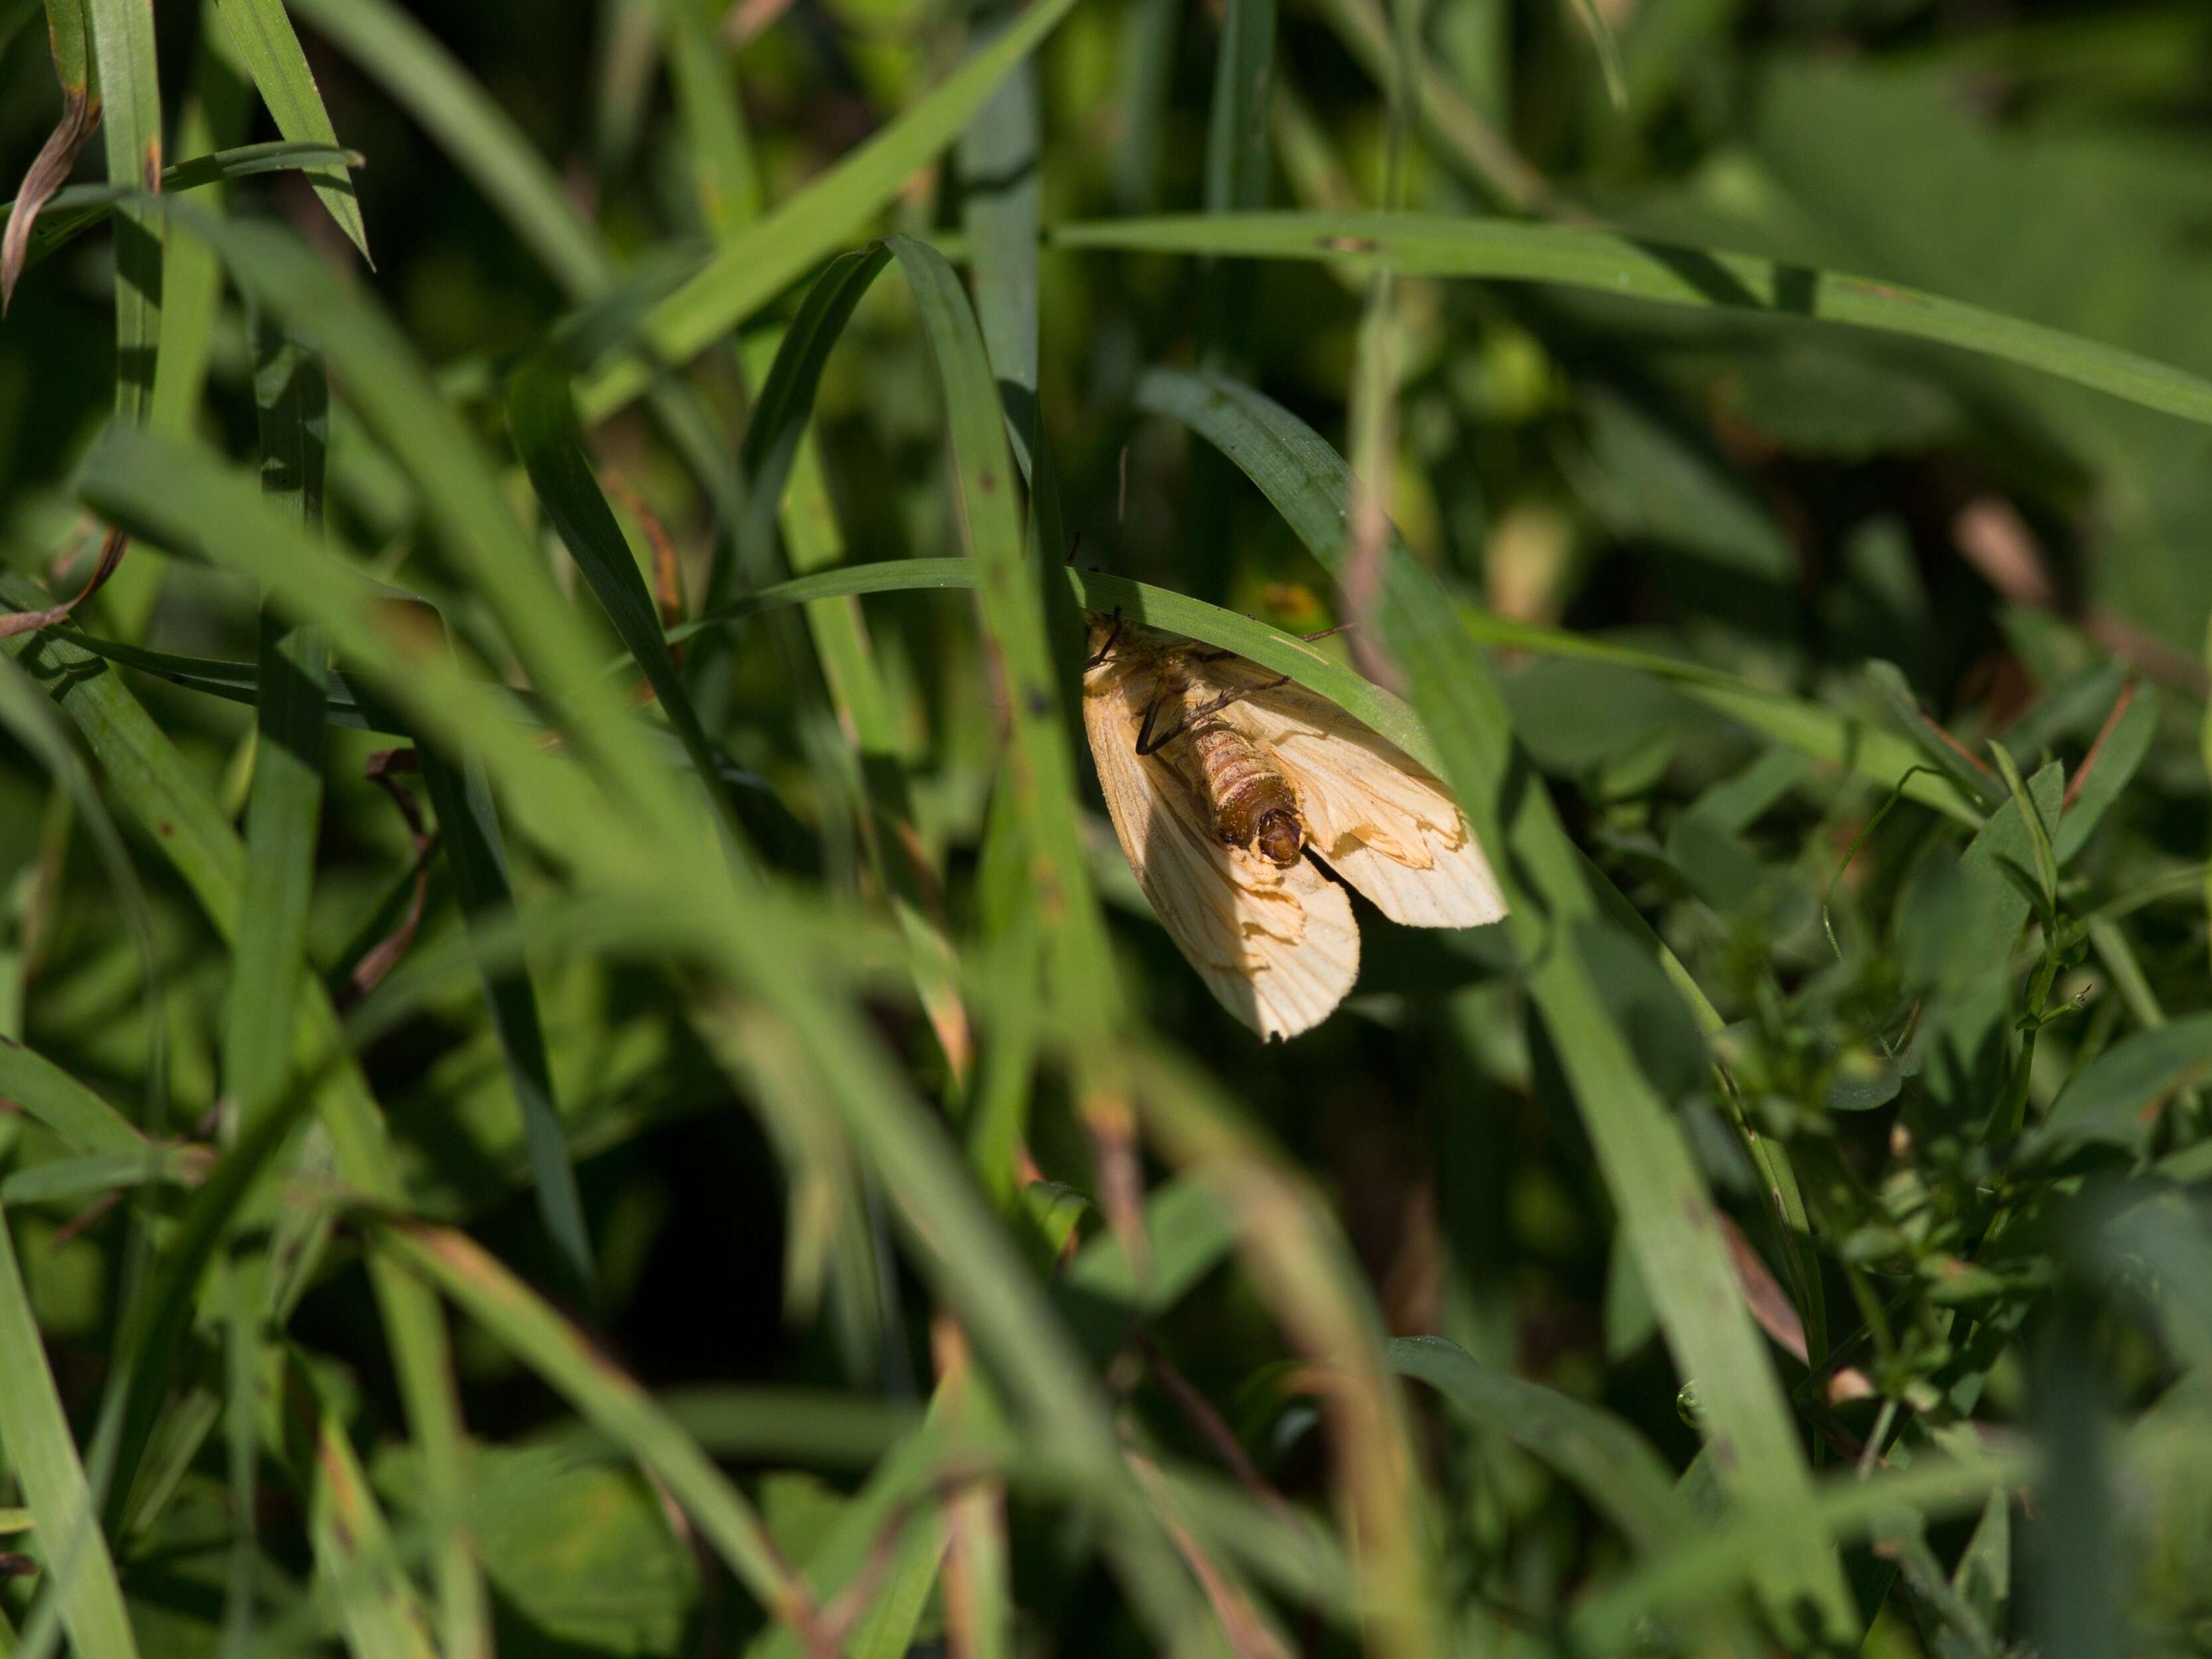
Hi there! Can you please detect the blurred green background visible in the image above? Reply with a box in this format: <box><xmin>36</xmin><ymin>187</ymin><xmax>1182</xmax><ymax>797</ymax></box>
<box><xmin>5</xmin><ymin>0</ymin><xmax>2212</xmax><ymax>1656</ymax></box>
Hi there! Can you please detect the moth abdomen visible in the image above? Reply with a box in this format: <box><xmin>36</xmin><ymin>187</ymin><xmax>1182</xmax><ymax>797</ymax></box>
<box><xmin>1181</xmin><ymin>724</ymin><xmax>1305</xmax><ymax>867</ymax></box>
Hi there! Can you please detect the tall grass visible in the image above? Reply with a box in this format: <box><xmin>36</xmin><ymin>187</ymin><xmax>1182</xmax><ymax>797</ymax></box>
<box><xmin>1</xmin><ymin>1</ymin><xmax>2211</xmax><ymax>1656</ymax></box>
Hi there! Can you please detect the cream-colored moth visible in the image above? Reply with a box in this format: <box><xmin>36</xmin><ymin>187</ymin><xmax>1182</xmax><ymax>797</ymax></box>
<box><xmin>1080</xmin><ymin>611</ymin><xmax>1507</xmax><ymax>1039</ymax></box>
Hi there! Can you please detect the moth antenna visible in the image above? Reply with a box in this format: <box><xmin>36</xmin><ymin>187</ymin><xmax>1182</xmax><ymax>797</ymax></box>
<box><xmin>1064</xmin><ymin>530</ymin><xmax>1082</xmax><ymax>567</ymax></box>
<box><xmin>1301</xmin><ymin>622</ymin><xmax>1355</xmax><ymax>643</ymax></box>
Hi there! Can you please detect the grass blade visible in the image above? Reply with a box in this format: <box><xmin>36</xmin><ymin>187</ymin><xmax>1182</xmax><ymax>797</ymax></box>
<box><xmin>415</xmin><ymin>749</ymin><xmax>597</xmax><ymax>1299</ymax></box>
<box><xmin>577</xmin><ymin>0</ymin><xmax>1081</xmax><ymax>419</ymax></box>
<box><xmin>0</xmin><ymin>1197</ymin><xmax>139</xmax><ymax>1659</ymax></box>
<box><xmin>1054</xmin><ymin>213</ymin><xmax>2212</xmax><ymax>430</ymax></box>
<box><xmin>211</xmin><ymin>0</ymin><xmax>369</xmax><ymax>259</ymax></box>
<box><xmin>224</xmin><ymin>321</ymin><xmax>330</xmax><ymax>1128</ymax></box>
<box><xmin>378</xmin><ymin>1218</ymin><xmax>824</xmax><ymax>1638</ymax></box>
<box><xmin>287</xmin><ymin>0</ymin><xmax>607</xmax><ymax>297</ymax></box>
<box><xmin>85</xmin><ymin>0</ymin><xmax>161</xmax><ymax>423</ymax></box>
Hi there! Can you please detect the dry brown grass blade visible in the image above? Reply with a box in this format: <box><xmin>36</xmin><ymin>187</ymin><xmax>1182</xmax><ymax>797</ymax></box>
<box><xmin>1</xmin><ymin>87</ymin><xmax>100</xmax><ymax>314</ymax></box>
<box><xmin>0</xmin><ymin>527</ymin><xmax>127</xmax><ymax>640</ymax></box>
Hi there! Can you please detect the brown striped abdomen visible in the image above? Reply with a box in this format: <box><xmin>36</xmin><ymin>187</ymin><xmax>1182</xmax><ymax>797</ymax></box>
<box><xmin>1170</xmin><ymin>723</ymin><xmax>1306</xmax><ymax>867</ymax></box>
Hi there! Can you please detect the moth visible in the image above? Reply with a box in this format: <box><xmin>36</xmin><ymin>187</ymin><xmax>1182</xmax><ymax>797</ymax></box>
<box><xmin>1081</xmin><ymin>611</ymin><xmax>1507</xmax><ymax>1039</ymax></box>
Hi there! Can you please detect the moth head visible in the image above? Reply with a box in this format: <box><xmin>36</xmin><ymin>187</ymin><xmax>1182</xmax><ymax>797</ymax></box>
<box><xmin>1253</xmin><ymin>808</ymin><xmax>1304</xmax><ymax>868</ymax></box>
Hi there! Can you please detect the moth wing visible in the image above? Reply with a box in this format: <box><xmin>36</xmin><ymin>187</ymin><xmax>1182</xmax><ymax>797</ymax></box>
<box><xmin>1082</xmin><ymin>663</ymin><xmax>1358</xmax><ymax>1039</ymax></box>
<box><xmin>1199</xmin><ymin>662</ymin><xmax>1508</xmax><ymax>930</ymax></box>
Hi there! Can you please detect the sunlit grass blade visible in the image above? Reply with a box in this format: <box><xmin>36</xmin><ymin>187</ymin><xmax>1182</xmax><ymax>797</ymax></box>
<box><xmin>1134</xmin><ymin>364</ymin><xmax>1856</xmax><ymax>1640</ymax></box>
<box><xmin>1053</xmin><ymin>213</ymin><xmax>2212</xmax><ymax>429</ymax></box>
<box><xmin>881</xmin><ymin>237</ymin><xmax>1122</xmax><ymax>1045</ymax></box>
<box><xmin>86</xmin><ymin>0</ymin><xmax>161</xmax><ymax>426</ymax></box>
<box><xmin>676</xmin><ymin>557</ymin><xmax>1980</xmax><ymax>821</ymax></box>
<box><xmin>210</xmin><ymin>0</ymin><xmax>368</xmax><ymax>259</ymax></box>
<box><xmin>577</xmin><ymin>0</ymin><xmax>1082</xmax><ymax>420</ymax></box>
<box><xmin>307</xmin><ymin>1401</ymin><xmax>439</xmax><ymax>1659</ymax></box>
<box><xmin>0</xmin><ymin>1196</ymin><xmax>139</xmax><ymax>1659</ymax></box>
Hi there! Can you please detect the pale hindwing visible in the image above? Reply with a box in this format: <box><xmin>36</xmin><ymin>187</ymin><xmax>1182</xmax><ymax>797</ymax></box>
<box><xmin>1203</xmin><ymin>664</ymin><xmax>1508</xmax><ymax>929</ymax></box>
<box><xmin>1082</xmin><ymin>666</ymin><xmax>1359</xmax><ymax>1039</ymax></box>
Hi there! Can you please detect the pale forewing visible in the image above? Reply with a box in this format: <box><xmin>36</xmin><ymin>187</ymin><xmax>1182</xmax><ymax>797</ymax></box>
<box><xmin>1082</xmin><ymin>658</ymin><xmax>1359</xmax><ymax>1039</ymax></box>
<box><xmin>1199</xmin><ymin>662</ymin><xmax>1509</xmax><ymax>930</ymax></box>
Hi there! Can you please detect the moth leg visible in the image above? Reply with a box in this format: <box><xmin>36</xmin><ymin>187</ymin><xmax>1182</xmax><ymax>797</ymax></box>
<box><xmin>1083</xmin><ymin>607</ymin><xmax>1126</xmax><ymax>671</ymax></box>
<box><xmin>1134</xmin><ymin>684</ymin><xmax>1181</xmax><ymax>756</ymax></box>
<box><xmin>1135</xmin><ymin>677</ymin><xmax>1290</xmax><ymax>756</ymax></box>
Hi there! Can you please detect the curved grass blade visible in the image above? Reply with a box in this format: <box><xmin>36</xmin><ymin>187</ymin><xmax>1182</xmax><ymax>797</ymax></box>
<box><xmin>508</xmin><ymin>350</ymin><xmax>750</xmax><ymax>847</ymax></box>
<box><xmin>2</xmin><ymin>141</ymin><xmax>361</xmax><ymax>275</ymax></box>
<box><xmin>0</xmin><ymin>1042</ymin><xmax>143</xmax><ymax>1156</ymax></box>
<box><xmin>377</xmin><ymin>1218</ymin><xmax>826</xmax><ymax>1641</ymax></box>
<box><xmin>1</xmin><ymin>0</ymin><xmax>98</xmax><ymax>314</ymax></box>
<box><xmin>1135</xmin><ymin>364</ymin><xmax>1856</xmax><ymax>1640</ymax></box>
<box><xmin>1571</xmin><ymin>1443</ymin><xmax>2031</xmax><ymax>1648</ymax></box>
<box><xmin>1389</xmin><ymin>1335</ymin><xmax>1688</xmax><ymax>1551</ymax></box>
<box><xmin>1053</xmin><ymin>213</ymin><xmax>2212</xmax><ymax>431</ymax></box>
<box><xmin>211</xmin><ymin>0</ymin><xmax>369</xmax><ymax>260</ymax></box>
<box><xmin>577</xmin><ymin>0</ymin><xmax>1081</xmax><ymax>420</ymax></box>
<box><xmin>677</xmin><ymin>558</ymin><xmax>1978</xmax><ymax>821</ymax></box>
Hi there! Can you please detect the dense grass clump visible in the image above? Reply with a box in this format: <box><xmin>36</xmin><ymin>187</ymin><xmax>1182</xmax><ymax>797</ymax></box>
<box><xmin>3</xmin><ymin>0</ymin><xmax>2212</xmax><ymax>1654</ymax></box>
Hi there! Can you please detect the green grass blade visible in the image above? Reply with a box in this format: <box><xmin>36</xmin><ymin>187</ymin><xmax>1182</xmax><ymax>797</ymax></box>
<box><xmin>287</xmin><ymin>0</ymin><xmax>607</xmax><ymax>297</ymax></box>
<box><xmin>145</xmin><ymin>57</ymin><xmax>239</xmax><ymax>445</ymax></box>
<box><xmin>3</xmin><ymin>141</ymin><xmax>361</xmax><ymax>276</ymax></box>
<box><xmin>378</xmin><ymin>1219</ymin><xmax>818</xmax><ymax>1634</ymax></box>
<box><xmin>1053</xmin><ymin>213</ymin><xmax>2212</xmax><ymax>429</ymax></box>
<box><xmin>1197</xmin><ymin>0</ymin><xmax>1273</xmax><ymax>364</ymax></box>
<box><xmin>577</xmin><ymin>0</ymin><xmax>1081</xmax><ymax>420</ymax></box>
<box><xmin>3</xmin><ymin>575</ymin><xmax>490</xmax><ymax>1649</ymax></box>
<box><xmin>676</xmin><ymin>557</ymin><xmax>1980</xmax><ymax>821</ymax></box>
<box><xmin>85</xmin><ymin>0</ymin><xmax>161</xmax><ymax>423</ymax></box>
<box><xmin>1389</xmin><ymin>1335</ymin><xmax>1689</xmax><ymax>1551</ymax></box>
<box><xmin>0</xmin><ymin>1198</ymin><xmax>139</xmax><ymax>1659</ymax></box>
<box><xmin>0</xmin><ymin>1043</ymin><xmax>143</xmax><ymax>1155</ymax></box>
<box><xmin>508</xmin><ymin>350</ymin><xmax>751</xmax><ymax>847</ymax></box>
<box><xmin>151</xmin><ymin>204</ymin><xmax>688</xmax><ymax>839</ymax></box>
<box><xmin>307</xmin><ymin>1403</ymin><xmax>439</xmax><ymax>1659</ymax></box>
<box><xmin>224</xmin><ymin>323</ymin><xmax>331</xmax><ymax>1128</ymax></box>
<box><xmin>881</xmin><ymin>236</ymin><xmax>1121</xmax><ymax>1041</ymax></box>
<box><xmin>1570</xmin><ymin>1446</ymin><xmax>2030</xmax><ymax>1647</ymax></box>
<box><xmin>210</xmin><ymin>0</ymin><xmax>369</xmax><ymax>260</ymax></box>
<box><xmin>658</xmin><ymin>0</ymin><xmax>760</xmax><ymax>234</ymax></box>
<box><xmin>415</xmin><ymin>749</ymin><xmax>597</xmax><ymax>1299</ymax></box>
<box><xmin>1135</xmin><ymin>365</ymin><xmax>1856</xmax><ymax>1640</ymax></box>
<box><xmin>960</xmin><ymin>1</ymin><xmax>1043</xmax><ymax>457</ymax></box>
